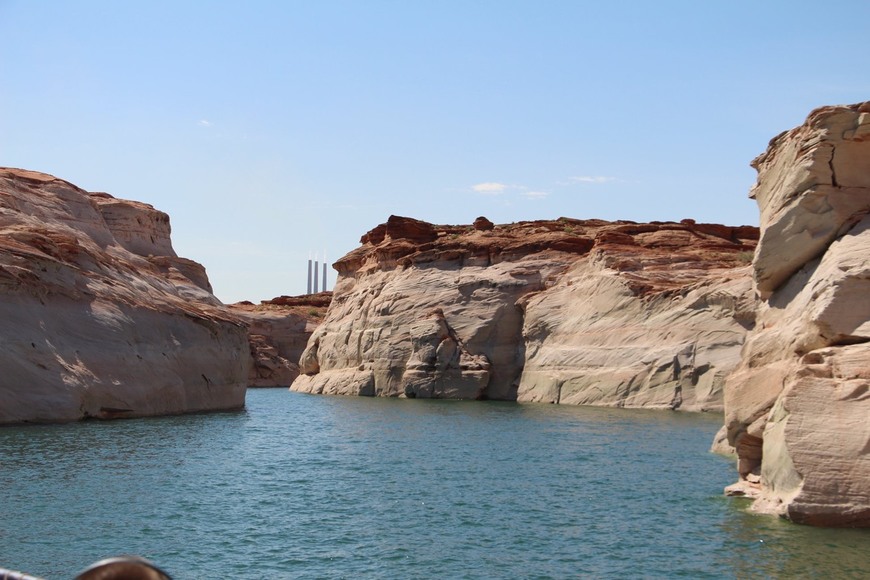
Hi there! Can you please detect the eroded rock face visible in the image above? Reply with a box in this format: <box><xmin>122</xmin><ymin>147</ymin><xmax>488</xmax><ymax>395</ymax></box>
<box><xmin>0</xmin><ymin>168</ymin><xmax>250</xmax><ymax>423</ymax></box>
<box><xmin>751</xmin><ymin>104</ymin><xmax>870</xmax><ymax>299</ymax></box>
<box><xmin>723</xmin><ymin>102</ymin><xmax>870</xmax><ymax>526</ymax></box>
<box><xmin>228</xmin><ymin>293</ymin><xmax>330</xmax><ymax>387</ymax></box>
<box><xmin>292</xmin><ymin>240</ymin><xmax>569</xmax><ymax>400</ymax></box>
<box><xmin>293</xmin><ymin>215</ymin><xmax>757</xmax><ymax>409</ymax></box>
<box><xmin>518</xmin><ymin>256</ymin><xmax>754</xmax><ymax>411</ymax></box>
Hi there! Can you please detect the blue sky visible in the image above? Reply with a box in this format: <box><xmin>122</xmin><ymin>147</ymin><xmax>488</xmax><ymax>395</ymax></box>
<box><xmin>2</xmin><ymin>1</ymin><xmax>868</xmax><ymax>303</ymax></box>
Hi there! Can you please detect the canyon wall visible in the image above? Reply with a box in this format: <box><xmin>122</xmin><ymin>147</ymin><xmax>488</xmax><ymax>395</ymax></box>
<box><xmin>229</xmin><ymin>293</ymin><xmax>330</xmax><ymax>388</ymax></box>
<box><xmin>293</xmin><ymin>215</ymin><xmax>757</xmax><ymax>409</ymax></box>
<box><xmin>723</xmin><ymin>103</ymin><xmax>870</xmax><ymax>526</ymax></box>
<box><xmin>518</xmin><ymin>228</ymin><xmax>756</xmax><ymax>411</ymax></box>
<box><xmin>0</xmin><ymin>168</ymin><xmax>250</xmax><ymax>423</ymax></box>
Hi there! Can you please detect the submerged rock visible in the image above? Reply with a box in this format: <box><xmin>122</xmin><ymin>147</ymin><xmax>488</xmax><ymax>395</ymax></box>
<box><xmin>723</xmin><ymin>102</ymin><xmax>870</xmax><ymax>527</ymax></box>
<box><xmin>0</xmin><ymin>168</ymin><xmax>249</xmax><ymax>423</ymax></box>
<box><xmin>293</xmin><ymin>215</ymin><xmax>757</xmax><ymax>409</ymax></box>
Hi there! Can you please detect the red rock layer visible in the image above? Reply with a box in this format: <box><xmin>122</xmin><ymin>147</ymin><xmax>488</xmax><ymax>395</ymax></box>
<box><xmin>337</xmin><ymin>215</ymin><xmax>757</xmax><ymax>295</ymax></box>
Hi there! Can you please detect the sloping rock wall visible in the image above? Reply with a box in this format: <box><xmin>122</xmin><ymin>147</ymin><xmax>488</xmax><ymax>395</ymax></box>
<box><xmin>229</xmin><ymin>293</ymin><xmax>330</xmax><ymax>387</ymax></box>
<box><xmin>293</xmin><ymin>215</ymin><xmax>757</xmax><ymax>409</ymax></box>
<box><xmin>0</xmin><ymin>168</ymin><xmax>249</xmax><ymax>423</ymax></box>
<box><xmin>723</xmin><ymin>102</ymin><xmax>870</xmax><ymax>526</ymax></box>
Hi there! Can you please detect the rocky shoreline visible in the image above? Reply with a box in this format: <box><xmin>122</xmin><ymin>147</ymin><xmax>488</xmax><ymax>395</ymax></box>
<box><xmin>0</xmin><ymin>101</ymin><xmax>867</xmax><ymax>527</ymax></box>
<box><xmin>720</xmin><ymin>102</ymin><xmax>870</xmax><ymax>526</ymax></box>
<box><xmin>290</xmin><ymin>101</ymin><xmax>870</xmax><ymax>526</ymax></box>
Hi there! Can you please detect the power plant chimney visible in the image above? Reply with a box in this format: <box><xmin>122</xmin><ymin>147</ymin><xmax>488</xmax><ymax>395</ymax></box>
<box><xmin>313</xmin><ymin>256</ymin><xmax>320</xmax><ymax>293</ymax></box>
<box><xmin>307</xmin><ymin>258</ymin><xmax>312</xmax><ymax>295</ymax></box>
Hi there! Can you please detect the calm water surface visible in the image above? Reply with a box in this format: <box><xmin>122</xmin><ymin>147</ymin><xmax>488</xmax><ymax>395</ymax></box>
<box><xmin>0</xmin><ymin>390</ymin><xmax>867</xmax><ymax>578</ymax></box>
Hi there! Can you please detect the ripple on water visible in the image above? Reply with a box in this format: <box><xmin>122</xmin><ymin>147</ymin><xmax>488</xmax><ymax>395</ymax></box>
<box><xmin>0</xmin><ymin>390</ymin><xmax>867</xmax><ymax>579</ymax></box>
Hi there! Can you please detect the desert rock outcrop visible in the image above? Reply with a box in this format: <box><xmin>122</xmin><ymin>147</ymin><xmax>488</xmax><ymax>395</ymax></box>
<box><xmin>0</xmin><ymin>168</ymin><xmax>249</xmax><ymax>423</ymax></box>
<box><xmin>229</xmin><ymin>293</ymin><xmax>330</xmax><ymax>387</ymax></box>
<box><xmin>293</xmin><ymin>215</ymin><xmax>757</xmax><ymax>409</ymax></box>
<box><xmin>518</xmin><ymin>232</ymin><xmax>756</xmax><ymax>411</ymax></box>
<box><xmin>723</xmin><ymin>102</ymin><xmax>870</xmax><ymax>526</ymax></box>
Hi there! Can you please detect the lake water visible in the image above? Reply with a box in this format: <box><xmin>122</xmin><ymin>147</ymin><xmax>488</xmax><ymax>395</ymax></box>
<box><xmin>1</xmin><ymin>389</ymin><xmax>867</xmax><ymax>579</ymax></box>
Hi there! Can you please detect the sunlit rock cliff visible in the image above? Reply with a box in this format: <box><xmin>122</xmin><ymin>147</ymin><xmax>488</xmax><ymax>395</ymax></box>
<box><xmin>292</xmin><ymin>215</ymin><xmax>758</xmax><ymax>410</ymax></box>
<box><xmin>517</xmin><ymin>224</ymin><xmax>756</xmax><ymax>410</ymax></box>
<box><xmin>0</xmin><ymin>168</ymin><xmax>249</xmax><ymax>423</ymax></box>
<box><xmin>722</xmin><ymin>102</ymin><xmax>870</xmax><ymax>526</ymax></box>
<box><xmin>229</xmin><ymin>293</ymin><xmax>330</xmax><ymax>388</ymax></box>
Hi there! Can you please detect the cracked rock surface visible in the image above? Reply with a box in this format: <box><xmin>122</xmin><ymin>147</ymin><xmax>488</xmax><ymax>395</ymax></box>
<box><xmin>723</xmin><ymin>102</ymin><xmax>870</xmax><ymax>526</ymax></box>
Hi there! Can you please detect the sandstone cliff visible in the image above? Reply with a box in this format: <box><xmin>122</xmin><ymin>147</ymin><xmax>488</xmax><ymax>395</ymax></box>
<box><xmin>518</xmin><ymin>227</ymin><xmax>756</xmax><ymax>411</ymax></box>
<box><xmin>229</xmin><ymin>293</ymin><xmax>330</xmax><ymax>387</ymax></box>
<box><xmin>293</xmin><ymin>215</ymin><xmax>757</xmax><ymax>410</ymax></box>
<box><xmin>722</xmin><ymin>102</ymin><xmax>870</xmax><ymax>526</ymax></box>
<box><xmin>0</xmin><ymin>168</ymin><xmax>249</xmax><ymax>423</ymax></box>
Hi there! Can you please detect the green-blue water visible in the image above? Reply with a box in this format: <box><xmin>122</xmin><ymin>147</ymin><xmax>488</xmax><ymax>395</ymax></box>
<box><xmin>1</xmin><ymin>389</ymin><xmax>867</xmax><ymax>578</ymax></box>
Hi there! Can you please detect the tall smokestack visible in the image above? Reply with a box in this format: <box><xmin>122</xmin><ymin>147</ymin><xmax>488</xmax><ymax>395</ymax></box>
<box><xmin>323</xmin><ymin>261</ymin><xmax>328</xmax><ymax>292</ymax></box>
<box><xmin>314</xmin><ymin>260</ymin><xmax>320</xmax><ymax>293</ymax></box>
<box><xmin>307</xmin><ymin>258</ymin><xmax>312</xmax><ymax>295</ymax></box>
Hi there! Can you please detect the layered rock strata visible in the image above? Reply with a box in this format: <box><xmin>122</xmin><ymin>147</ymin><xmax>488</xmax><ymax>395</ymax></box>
<box><xmin>723</xmin><ymin>102</ymin><xmax>870</xmax><ymax>526</ymax></box>
<box><xmin>518</xmin><ymin>235</ymin><xmax>755</xmax><ymax>411</ymax></box>
<box><xmin>293</xmin><ymin>215</ymin><xmax>757</xmax><ymax>409</ymax></box>
<box><xmin>229</xmin><ymin>293</ymin><xmax>330</xmax><ymax>387</ymax></box>
<box><xmin>0</xmin><ymin>168</ymin><xmax>249</xmax><ymax>423</ymax></box>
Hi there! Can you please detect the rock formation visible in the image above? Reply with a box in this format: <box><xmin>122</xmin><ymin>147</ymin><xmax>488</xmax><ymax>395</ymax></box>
<box><xmin>0</xmin><ymin>168</ymin><xmax>250</xmax><ymax>423</ymax></box>
<box><xmin>293</xmin><ymin>215</ymin><xmax>757</xmax><ymax>409</ymax></box>
<box><xmin>722</xmin><ymin>102</ymin><xmax>870</xmax><ymax>526</ymax></box>
<box><xmin>518</xmin><ymin>228</ymin><xmax>756</xmax><ymax>410</ymax></box>
<box><xmin>229</xmin><ymin>293</ymin><xmax>330</xmax><ymax>387</ymax></box>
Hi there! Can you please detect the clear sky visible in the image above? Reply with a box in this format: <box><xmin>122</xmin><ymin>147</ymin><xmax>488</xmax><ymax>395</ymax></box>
<box><xmin>1</xmin><ymin>1</ymin><xmax>868</xmax><ymax>303</ymax></box>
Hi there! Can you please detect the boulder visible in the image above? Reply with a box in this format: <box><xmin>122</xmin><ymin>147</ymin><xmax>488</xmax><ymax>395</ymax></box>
<box><xmin>473</xmin><ymin>216</ymin><xmax>495</xmax><ymax>231</ymax></box>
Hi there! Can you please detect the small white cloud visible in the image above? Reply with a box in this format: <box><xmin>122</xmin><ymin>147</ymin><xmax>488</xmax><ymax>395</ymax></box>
<box><xmin>198</xmin><ymin>119</ymin><xmax>213</xmax><ymax>127</ymax></box>
<box><xmin>522</xmin><ymin>191</ymin><xmax>550</xmax><ymax>199</ymax></box>
<box><xmin>571</xmin><ymin>175</ymin><xmax>616</xmax><ymax>184</ymax></box>
<box><xmin>472</xmin><ymin>182</ymin><xmax>509</xmax><ymax>194</ymax></box>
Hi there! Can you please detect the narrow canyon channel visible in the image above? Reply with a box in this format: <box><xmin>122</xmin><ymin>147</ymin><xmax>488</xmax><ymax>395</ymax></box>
<box><xmin>1</xmin><ymin>389</ymin><xmax>866</xmax><ymax>579</ymax></box>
